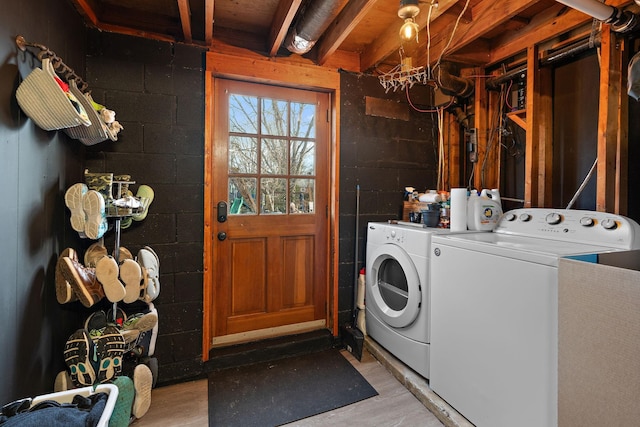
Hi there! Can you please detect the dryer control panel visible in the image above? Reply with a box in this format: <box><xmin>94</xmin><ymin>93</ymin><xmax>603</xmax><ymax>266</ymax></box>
<box><xmin>495</xmin><ymin>208</ymin><xmax>640</xmax><ymax>249</ymax></box>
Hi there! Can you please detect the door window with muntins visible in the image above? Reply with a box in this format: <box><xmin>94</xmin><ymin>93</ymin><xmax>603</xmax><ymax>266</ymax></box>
<box><xmin>228</xmin><ymin>94</ymin><xmax>316</xmax><ymax>215</ymax></box>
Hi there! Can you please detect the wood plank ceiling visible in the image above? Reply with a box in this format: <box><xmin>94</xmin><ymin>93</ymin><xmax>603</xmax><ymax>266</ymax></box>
<box><xmin>71</xmin><ymin>0</ymin><xmax>633</xmax><ymax>77</ymax></box>
<box><xmin>68</xmin><ymin>0</ymin><xmax>636</xmax><ymax>73</ymax></box>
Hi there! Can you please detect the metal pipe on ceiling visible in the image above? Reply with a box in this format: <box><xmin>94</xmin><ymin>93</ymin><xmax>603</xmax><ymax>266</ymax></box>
<box><xmin>285</xmin><ymin>0</ymin><xmax>344</xmax><ymax>55</ymax></box>
<box><xmin>485</xmin><ymin>65</ymin><xmax>527</xmax><ymax>90</ymax></box>
<box><xmin>485</xmin><ymin>36</ymin><xmax>601</xmax><ymax>90</ymax></box>
<box><xmin>435</xmin><ymin>62</ymin><xmax>474</xmax><ymax>98</ymax></box>
<box><xmin>540</xmin><ymin>34</ymin><xmax>600</xmax><ymax>66</ymax></box>
<box><xmin>556</xmin><ymin>0</ymin><xmax>618</xmax><ymax>22</ymax></box>
<box><xmin>555</xmin><ymin>0</ymin><xmax>638</xmax><ymax>32</ymax></box>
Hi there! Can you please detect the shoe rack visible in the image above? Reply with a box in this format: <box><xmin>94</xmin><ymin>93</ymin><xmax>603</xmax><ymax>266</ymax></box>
<box><xmin>108</xmin><ymin>177</ymin><xmax>138</xmax><ymax>322</ymax></box>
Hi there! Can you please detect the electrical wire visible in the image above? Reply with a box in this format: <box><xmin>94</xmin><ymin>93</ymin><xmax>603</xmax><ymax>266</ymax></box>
<box><xmin>405</xmin><ymin>84</ymin><xmax>454</xmax><ymax>112</ymax></box>
<box><xmin>437</xmin><ymin>107</ymin><xmax>446</xmax><ymax>191</ymax></box>
<box><xmin>404</xmin><ymin>83</ymin><xmax>450</xmax><ymax>190</ymax></box>
<box><xmin>480</xmin><ymin>84</ymin><xmax>506</xmax><ymax>187</ymax></box>
<box><xmin>426</xmin><ymin>1</ymin><xmax>435</xmax><ymax>79</ymax></box>
<box><xmin>467</xmin><ymin>159</ymin><xmax>475</xmax><ymax>189</ymax></box>
<box><xmin>504</xmin><ymin>79</ymin><xmax>514</xmax><ymax>110</ymax></box>
<box><xmin>409</xmin><ymin>0</ymin><xmax>480</xmax><ymax>191</ymax></box>
<box><xmin>435</xmin><ymin>0</ymin><xmax>471</xmax><ymax>70</ymax></box>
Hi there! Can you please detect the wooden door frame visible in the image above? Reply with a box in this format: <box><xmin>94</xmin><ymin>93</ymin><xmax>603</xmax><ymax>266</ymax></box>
<box><xmin>202</xmin><ymin>51</ymin><xmax>341</xmax><ymax>361</ymax></box>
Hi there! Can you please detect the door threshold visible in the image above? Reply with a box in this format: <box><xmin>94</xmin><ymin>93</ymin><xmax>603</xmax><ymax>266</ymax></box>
<box><xmin>211</xmin><ymin>319</ymin><xmax>326</xmax><ymax>348</ymax></box>
<box><xmin>206</xmin><ymin>328</ymin><xmax>334</xmax><ymax>372</ymax></box>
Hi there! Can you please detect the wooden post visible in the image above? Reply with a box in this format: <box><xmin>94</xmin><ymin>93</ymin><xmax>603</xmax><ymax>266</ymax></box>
<box><xmin>442</xmin><ymin>108</ymin><xmax>463</xmax><ymax>190</ymax></box>
<box><xmin>483</xmin><ymin>84</ymin><xmax>502</xmax><ymax>190</ymax></box>
<box><xmin>524</xmin><ymin>45</ymin><xmax>540</xmax><ymax>207</ymax></box>
<box><xmin>597</xmin><ymin>26</ymin><xmax>623</xmax><ymax>213</ymax></box>
<box><xmin>616</xmin><ymin>36</ymin><xmax>629</xmax><ymax>215</ymax></box>
<box><xmin>473</xmin><ymin>72</ymin><xmax>489</xmax><ymax>191</ymax></box>
<box><xmin>536</xmin><ymin>62</ymin><xmax>553</xmax><ymax>207</ymax></box>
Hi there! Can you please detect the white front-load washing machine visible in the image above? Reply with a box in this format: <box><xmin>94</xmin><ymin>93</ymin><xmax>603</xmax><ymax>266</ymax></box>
<box><xmin>365</xmin><ymin>221</ymin><xmax>459</xmax><ymax>379</ymax></box>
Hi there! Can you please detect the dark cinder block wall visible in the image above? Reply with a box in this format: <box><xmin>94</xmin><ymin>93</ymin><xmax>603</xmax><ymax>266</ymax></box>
<box><xmin>337</xmin><ymin>71</ymin><xmax>436</xmax><ymax>326</ymax></box>
<box><xmin>83</xmin><ymin>31</ymin><xmax>207</xmax><ymax>385</ymax></box>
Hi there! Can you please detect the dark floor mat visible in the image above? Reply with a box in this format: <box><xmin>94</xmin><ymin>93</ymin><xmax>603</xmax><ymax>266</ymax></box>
<box><xmin>208</xmin><ymin>348</ymin><xmax>378</xmax><ymax>426</ymax></box>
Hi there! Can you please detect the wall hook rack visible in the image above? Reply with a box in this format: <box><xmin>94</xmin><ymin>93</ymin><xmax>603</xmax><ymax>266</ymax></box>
<box><xmin>15</xmin><ymin>35</ymin><xmax>90</xmax><ymax>92</ymax></box>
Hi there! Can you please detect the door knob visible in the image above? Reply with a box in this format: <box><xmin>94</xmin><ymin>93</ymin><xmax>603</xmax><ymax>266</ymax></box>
<box><xmin>217</xmin><ymin>232</ymin><xmax>227</xmax><ymax>241</ymax></box>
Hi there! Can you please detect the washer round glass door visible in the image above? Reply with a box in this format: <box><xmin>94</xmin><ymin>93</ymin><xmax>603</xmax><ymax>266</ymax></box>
<box><xmin>368</xmin><ymin>243</ymin><xmax>421</xmax><ymax>328</ymax></box>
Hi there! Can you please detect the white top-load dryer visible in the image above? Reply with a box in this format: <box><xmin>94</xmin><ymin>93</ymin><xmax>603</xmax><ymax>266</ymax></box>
<box><xmin>365</xmin><ymin>221</ymin><xmax>472</xmax><ymax>379</ymax></box>
<box><xmin>429</xmin><ymin>208</ymin><xmax>640</xmax><ymax>427</ymax></box>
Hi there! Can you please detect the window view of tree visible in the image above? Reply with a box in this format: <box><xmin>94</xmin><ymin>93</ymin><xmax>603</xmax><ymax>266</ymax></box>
<box><xmin>228</xmin><ymin>94</ymin><xmax>316</xmax><ymax>215</ymax></box>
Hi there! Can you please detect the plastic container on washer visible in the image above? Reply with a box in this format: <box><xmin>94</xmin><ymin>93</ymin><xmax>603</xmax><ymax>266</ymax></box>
<box><xmin>467</xmin><ymin>189</ymin><xmax>502</xmax><ymax>231</ymax></box>
<box><xmin>421</xmin><ymin>202</ymin><xmax>441</xmax><ymax>227</ymax></box>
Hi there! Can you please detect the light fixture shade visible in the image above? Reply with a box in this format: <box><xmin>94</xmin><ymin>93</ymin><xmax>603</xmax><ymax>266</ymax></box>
<box><xmin>398</xmin><ymin>0</ymin><xmax>420</xmax><ymax>19</ymax></box>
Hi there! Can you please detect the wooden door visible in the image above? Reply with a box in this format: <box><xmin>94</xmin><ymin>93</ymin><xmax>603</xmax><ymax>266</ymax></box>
<box><xmin>209</xmin><ymin>78</ymin><xmax>330</xmax><ymax>345</ymax></box>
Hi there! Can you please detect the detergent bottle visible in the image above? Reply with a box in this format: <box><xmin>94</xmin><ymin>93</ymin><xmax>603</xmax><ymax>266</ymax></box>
<box><xmin>467</xmin><ymin>189</ymin><xmax>503</xmax><ymax>231</ymax></box>
<box><xmin>481</xmin><ymin>188</ymin><xmax>501</xmax><ymax>204</ymax></box>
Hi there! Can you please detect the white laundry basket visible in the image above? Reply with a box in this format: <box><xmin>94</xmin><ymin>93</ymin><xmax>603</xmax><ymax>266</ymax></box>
<box><xmin>29</xmin><ymin>384</ymin><xmax>118</xmax><ymax>427</ymax></box>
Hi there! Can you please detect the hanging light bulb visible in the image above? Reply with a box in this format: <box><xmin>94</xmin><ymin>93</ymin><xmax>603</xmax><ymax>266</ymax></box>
<box><xmin>398</xmin><ymin>0</ymin><xmax>420</xmax><ymax>42</ymax></box>
<box><xmin>400</xmin><ymin>17</ymin><xmax>419</xmax><ymax>42</ymax></box>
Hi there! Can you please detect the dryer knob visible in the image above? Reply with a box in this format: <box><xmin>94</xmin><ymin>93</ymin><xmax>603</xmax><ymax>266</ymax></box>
<box><xmin>545</xmin><ymin>213</ymin><xmax>562</xmax><ymax>225</ymax></box>
<box><xmin>519</xmin><ymin>213</ymin><xmax>532</xmax><ymax>222</ymax></box>
<box><xmin>505</xmin><ymin>213</ymin><xmax>517</xmax><ymax>221</ymax></box>
<box><xmin>601</xmin><ymin>218</ymin><xmax>618</xmax><ymax>230</ymax></box>
<box><xmin>579</xmin><ymin>217</ymin><xmax>595</xmax><ymax>227</ymax></box>
<box><xmin>390</xmin><ymin>230</ymin><xmax>397</xmax><ymax>238</ymax></box>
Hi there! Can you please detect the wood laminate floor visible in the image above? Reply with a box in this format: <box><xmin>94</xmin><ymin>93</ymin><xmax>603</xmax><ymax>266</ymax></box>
<box><xmin>132</xmin><ymin>349</ymin><xmax>444</xmax><ymax>426</ymax></box>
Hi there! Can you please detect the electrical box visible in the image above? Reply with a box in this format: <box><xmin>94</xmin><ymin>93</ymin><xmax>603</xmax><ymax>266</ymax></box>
<box><xmin>433</xmin><ymin>86</ymin><xmax>453</xmax><ymax>108</ymax></box>
<box><xmin>465</xmin><ymin>128</ymin><xmax>478</xmax><ymax>163</ymax></box>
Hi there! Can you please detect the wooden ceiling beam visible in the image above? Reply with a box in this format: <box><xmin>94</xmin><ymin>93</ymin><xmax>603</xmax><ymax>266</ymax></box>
<box><xmin>443</xmin><ymin>38</ymin><xmax>494</xmax><ymax>65</ymax></box>
<box><xmin>425</xmin><ymin>0</ymin><xmax>540</xmax><ymax>66</ymax></box>
<box><xmin>72</xmin><ymin>0</ymin><xmax>637</xmax><ymax>71</ymax></box>
<box><xmin>487</xmin><ymin>0</ymin><xmax>633</xmax><ymax>66</ymax></box>
<box><xmin>410</xmin><ymin>13</ymin><xmax>472</xmax><ymax>68</ymax></box>
<box><xmin>68</xmin><ymin>0</ymin><xmax>100</xmax><ymax>27</ymax></box>
<box><xmin>503</xmin><ymin>16</ymin><xmax>530</xmax><ymax>32</ymax></box>
<box><xmin>178</xmin><ymin>0</ymin><xmax>193</xmax><ymax>43</ymax></box>
<box><xmin>359</xmin><ymin>0</ymin><xmax>460</xmax><ymax>72</ymax></box>
<box><xmin>442</xmin><ymin>1</ymin><xmax>473</xmax><ymax>24</ymax></box>
<box><xmin>316</xmin><ymin>0</ymin><xmax>378</xmax><ymax>66</ymax></box>
<box><xmin>268</xmin><ymin>0</ymin><xmax>304</xmax><ymax>57</ymax></box>
<box><xmin>99</xmin><ymin>5</ymin><xmax>181</xmax><ymax>30</ymax></box>
<box><xmin>93</xmin><ymin>22</ymin><xmax>179</xmax><ymax>43</ymax></box>
<box><xmin>206</xmin><ymin>0</ymin><xmax>214</xmax><ymax>45</ymax></box>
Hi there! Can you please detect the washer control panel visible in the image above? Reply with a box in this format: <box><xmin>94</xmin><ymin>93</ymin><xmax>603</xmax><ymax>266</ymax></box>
<box><xmin>496</xmin><ymin>208</ymin><xmax>640</xmax><ymax>249</ymax></box>
<box><xmin>386</xmin><ymin>226</ymin><xmax>404</xmax><ymax>243</ymax></box>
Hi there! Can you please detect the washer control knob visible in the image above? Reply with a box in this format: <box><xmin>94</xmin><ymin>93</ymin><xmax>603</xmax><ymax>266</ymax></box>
<box><xmin>545</xmin><ymin>213</ymin><xmax>562</xmax><ymax>225</ymax></box>
<box><xmin>504</xmin><ymin>213</ymin><xmax>517</xmax><ymax>221</ymax></box>
<box><xmin>601</xmin><ymin>218</ymin><xmax>617</xmax><ymax>230</ymax></box>
<box><xmin>390</xmin><ymin>230</ymin><xmax>397</xmax><ymax>238</ymax></box>
<box><xmin>519</xmin><ymin>213</ymin><xmax>532</xmax><ymax>222</ymax></box>
<box><xmin>579</xmin><ymin>217</ymin><xmax>595</xmax><ymax>227</ymax></box>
